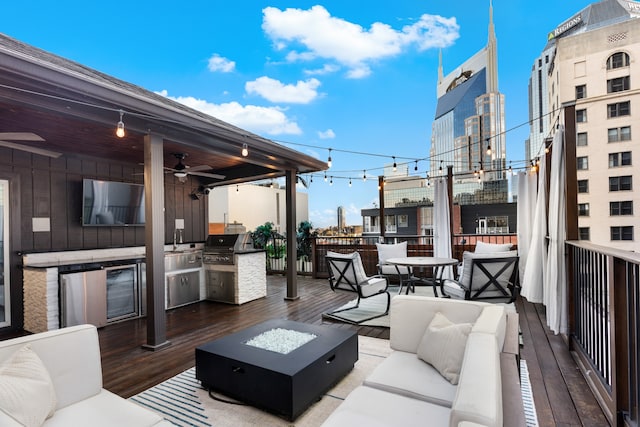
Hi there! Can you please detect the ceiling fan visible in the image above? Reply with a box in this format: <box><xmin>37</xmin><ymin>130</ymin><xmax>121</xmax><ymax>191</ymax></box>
<box><xmin>0</xmin><ymin>132</ymin><xmax>62</xmax><ymax>158</ymax></box>
<box><xmin>166</xmin><ymin>153</ymin><xmax>225</xmax><ymax>183</ymax></box>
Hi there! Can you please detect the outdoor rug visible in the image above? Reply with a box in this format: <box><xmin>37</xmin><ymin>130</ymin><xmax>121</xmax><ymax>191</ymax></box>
<box><xmin>322</xmin><ymin>285</ymin><xmax>436</xmax><ymax>327</ymax></box>
<box><xmin>129</xmin><ymin>335</ymin><xmax>393</xmax><ymax>427</ymax></box>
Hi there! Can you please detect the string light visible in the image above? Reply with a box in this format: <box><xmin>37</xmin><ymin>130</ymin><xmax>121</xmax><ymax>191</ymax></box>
<box><xmin>486</xmin><ymin>138</ymin><xmax>492</xmax><ymax>155</ymax></box>
<box><xmin>349</xmin><ymin>178</ymin><xmax>352</xmax><ymax>187</ymax></box>
<box><xmin>327</xmin><ymin>148</ymin><xmax>332</xmax><ymax>169</ymax></box>
<box><xmin>241</xmin><ymin>143</ymin><xmax>249</xmax><ymax>157</ymax></box>
<box><xmin>324</xmin><ymin>172</ymin><xmax>328</xmax><ymax>182</ymax></box>
<box><xmin>439</xmin><ymin>160</ymin><xmax>443</xmax><ymax>173</ymax></box>
<box><xmin>236</xmin><ymin>185</ymin><xmax>239</xmax><ymax>192</ymax></box>
<box><xmin>414</xmin><ymin>160</ymin><xmax>418</xmax><ymax>172</ymax></box>
<box><xmin>392</xmin><ymin>156</ymin><xmax>397</xmax><ymax>172</ymax></box>
<box><xmin>115</xmin><ymin>109</ymin><xmax>125</xmax><ymax>138</ymax></box>
<box><xmin>363</xmin><ymin>170</ymin><xmax>367</xmax><ymax>181</ymax></box>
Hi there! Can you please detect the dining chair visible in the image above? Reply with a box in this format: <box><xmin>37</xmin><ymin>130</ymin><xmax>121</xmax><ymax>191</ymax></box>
<box><xmin>324</xmin><ymin>251</ymin><xmax>390</xmax><ymax>324</ymax></box>
<box><xmin>375</xmin><ymin>242</ymin><xmax>413</xmax><ymax>287</ymax></box>
<box><xmin>441</xmin><ymin>251</ymin><xmax>520</xmax><ymax>303</ymax></box>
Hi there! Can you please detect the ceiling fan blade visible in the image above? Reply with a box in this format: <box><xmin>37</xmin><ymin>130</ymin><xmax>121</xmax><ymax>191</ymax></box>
<box><xmin>0</xmin><ymin>140</ymin><xmax>61</xmax><ymax>158</ymax></box>
<box><xmin>185</xmin><ymin>164</ymin><xmax>213</xmax><ymax>172</ymax></box>
<box><xmin>0</xmin><ymin>132</ymin><xmax>45</xmax><ymax>142</ymax></box>
<box><xmin>187</xmin><ymin>171</ymin><xmax>225</xmax><ymax>180</ymax></box>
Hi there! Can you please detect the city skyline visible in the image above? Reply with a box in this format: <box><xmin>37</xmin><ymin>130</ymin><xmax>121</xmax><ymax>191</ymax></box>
<box><xmin>0</xmin><ymin>0</ymin><xmax>595</xmax><ymax>227</ymax></box>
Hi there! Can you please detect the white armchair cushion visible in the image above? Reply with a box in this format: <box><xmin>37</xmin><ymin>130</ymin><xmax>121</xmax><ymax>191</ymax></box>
<box><xmin>459</xmin><ymin>250</ymin><xmax>518</xmax><ymax>289</ymax></box>
<box><xmin>375</xmin><ymin>242</ymin><xmax>411</xmax><ymax>276</ymax></box>
<box><xmin>474</xmin><ymin>241</ymin><xmax>513</xmax><ymax>253</ymax></box>
<box><xmin>416</xmin><ymin>312</ymin><xmax>473</xmax><ymax>385</ymax></box>
<box><xmin>0</xmin><ymin>345</ymin><xmax>57</xmax><ymax>427</ymax></box>
<box><xmin>326</xmin><ymin>251</ymin><xmax>368</xmax><ymax>284</ymax></box>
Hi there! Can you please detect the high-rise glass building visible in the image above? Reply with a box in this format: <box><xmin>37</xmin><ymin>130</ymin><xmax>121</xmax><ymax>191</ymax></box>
<box><xmin>337</xmin><ymin>206</ymin><xmax>346</xmax><ymax>231</ymax></box>
<box><xmin>430</xmin><ymin>2</ymin><xmax>506</xmax><ymax>182</ymax></box>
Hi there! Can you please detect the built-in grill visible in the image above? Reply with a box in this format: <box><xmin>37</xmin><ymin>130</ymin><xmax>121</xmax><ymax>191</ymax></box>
<box><xmin>203</xmin><ymin>233</ymin><xmax>266</xmax><ymax>305</ymax></box>
<box><xmin>203</xmin><ymin>233</ymin><xmax>253</xmax><ymax>265</ymax></box>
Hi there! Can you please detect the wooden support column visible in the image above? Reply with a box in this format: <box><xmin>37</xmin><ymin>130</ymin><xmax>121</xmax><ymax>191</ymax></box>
<box><xmin>142</xmin><ymin>133</ymin><xmax>170</xmax><ymax>351</ymax></box>
<box><xmin>563</xmin><ymin>101</ymin><xmax>578</xmax><ymax>241</ymax></box>
<box><xmin>284</xmin><ymin>169</ymin><xmax>299</xmax><ymax>301</ymax></box>
<box><xmin>563</xmin><ymin>101</ymin><xmax>578</xmax><ymax>346</ymax></box>
<box><xmin>447</xmin><ymin>166</ymin><xmax>454</xmax><ymax>253</ymax></box>
<box><xmin>378</xmin><ymin>176</ymin><xmax>385</xmax><ymax>240</ymax></box>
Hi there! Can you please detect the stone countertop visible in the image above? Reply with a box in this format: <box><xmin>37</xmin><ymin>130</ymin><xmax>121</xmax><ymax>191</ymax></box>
<box><xmin>23</xmin><ymin>244</ymin><xmax>205</xmax><ymax>268</ymax></box>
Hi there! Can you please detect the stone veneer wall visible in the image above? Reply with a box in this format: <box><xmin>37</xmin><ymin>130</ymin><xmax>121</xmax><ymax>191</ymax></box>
<box><xmin>23</xmin><ymin>267</ymin><xmax>59</xmax><ymax>333</ymax></box>
<box><xmin>236</xmin><ymin>252</ymin><xmax>267</xmax><ymax>304</ymax></box>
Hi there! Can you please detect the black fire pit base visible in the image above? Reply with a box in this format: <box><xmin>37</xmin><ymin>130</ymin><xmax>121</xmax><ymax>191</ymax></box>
<box><xmin>195</xmin><ymin>319</ymin><xmax>358</xmax><ymax>421</ymax></box>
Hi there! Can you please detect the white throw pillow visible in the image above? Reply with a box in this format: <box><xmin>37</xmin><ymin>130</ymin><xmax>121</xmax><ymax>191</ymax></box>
<box><xmin>474</xmin><ymin>241</ymin><xmax>513</xmax><ymax>253</ymax></box>
<box><xmin>416</xmin><ymin>312</ymin><xmax>473</xmax><ymax>385</ymax></box>
<box><xmin>0</xmin><ymin>344</ymin><xmax>57</xmax><ymax>427</ymax></box>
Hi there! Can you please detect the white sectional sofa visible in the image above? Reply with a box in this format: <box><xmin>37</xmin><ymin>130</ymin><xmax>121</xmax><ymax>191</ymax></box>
<box><xmin>0</xmin><ymin>324</ymin><xmax>171</xmax><ymax>427</ymax></box>
<box><xmin>322</xmin><ymin>296</ymin><xmax>523</xmax><ymax>427</ymax></box>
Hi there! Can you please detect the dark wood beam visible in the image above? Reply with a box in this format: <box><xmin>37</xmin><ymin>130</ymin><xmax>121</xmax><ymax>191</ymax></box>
<box><xmin>284</xmin><ymin>169</ymin><xmax>299</xmax><ymax>301</ymax></box>
<box><xmin>142</xmin><ymin>133</ymin><xmax>170</xmax><ymax>351</ymax></box>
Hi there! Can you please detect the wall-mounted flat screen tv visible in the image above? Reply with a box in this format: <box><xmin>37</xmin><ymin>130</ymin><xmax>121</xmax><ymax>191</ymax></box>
<box><xmin>82</xmin><ymin>179</ymin><xmax>145</xmax><ymax>226</ymax></box>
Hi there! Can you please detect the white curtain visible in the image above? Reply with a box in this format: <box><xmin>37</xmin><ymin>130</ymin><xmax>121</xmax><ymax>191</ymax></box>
<box><xmin>544</xmin><ymin>126</ymin><xmax>568</xmax><ymax>334</ymax></box>
<box><xmin>434</xmin><ymin>178</ymin><xmax>453</xmax><ymax>279</ymax></box>
<box><xmin>521</xmin><ymin>157</ymin><xmax>548</xmax><ymax>304</ymax></box>
<box><xmin>516</xmin><ymin>171</ymin><xmax>536</xmax><ymax>282</ymax></box>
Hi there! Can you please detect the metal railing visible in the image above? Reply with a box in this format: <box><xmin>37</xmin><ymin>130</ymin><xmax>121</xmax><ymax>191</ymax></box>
<box><xmin>567</xmin><ymin>241</ymin><xmax>640</xmax><ymax>426</ymax></box>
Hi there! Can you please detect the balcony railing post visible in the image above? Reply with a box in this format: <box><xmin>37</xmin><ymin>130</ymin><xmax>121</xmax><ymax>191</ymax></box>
<box><xmin>612</xmin><ymin>257</ymin><xmax>630</xmax><ymax>425</ymax></box>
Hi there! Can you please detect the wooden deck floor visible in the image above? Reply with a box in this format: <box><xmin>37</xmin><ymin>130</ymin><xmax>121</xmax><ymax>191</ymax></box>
<box><xmin>98</xmin><ymin>275</ymin><xmax>610</xmax><ymax>426</ymax></box>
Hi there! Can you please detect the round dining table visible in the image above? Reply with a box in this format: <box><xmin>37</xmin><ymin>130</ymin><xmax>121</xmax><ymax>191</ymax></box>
<box><xmin>385</xmin><ymin>256</ymin><xmax>459</xmax><ymax>297</ymax></box>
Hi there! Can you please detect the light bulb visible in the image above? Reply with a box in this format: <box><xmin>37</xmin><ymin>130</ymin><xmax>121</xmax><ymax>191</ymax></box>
<box><xmin>241</xmin><ymin>143</ymin><xmax>248</xmax><ymax>157</ymax></box>
<box><xmin>327</xmin><ymin>149</ymin><xmax>332</xmax><ymax>168</ymax></box>
<box><xmin>115</xmin><ymin>110</ymin><xmax>125</xmax><ymax>138</ymax></box>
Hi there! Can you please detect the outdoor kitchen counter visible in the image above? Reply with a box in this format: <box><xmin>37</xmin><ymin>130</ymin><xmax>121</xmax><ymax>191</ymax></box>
<box><xmin>21</xmin><ymin>244</ymin><xmax>205</xmax><ymax>333</ymax></box>
<box><xmin>204</xmin><ymin>251</ymin><xmax>267</xmax><ymax>305</ymax></box>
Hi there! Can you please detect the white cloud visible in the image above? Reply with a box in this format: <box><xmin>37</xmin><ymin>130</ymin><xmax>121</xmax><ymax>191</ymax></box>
<box><xmin>156</xmin><ymin>90</ymin><xmax>301</xmax><ymax>136</ymax></box>
<box><xmin>304</xmin><ymin>64</ymin><xmax>340</xmax><ymax>76</ymax></box>
<box><xmin>207</xmin><ymin>54</ymin><xmax>236</xmax><ymax>73</ymax></box>
<box><xmin>318</xmin><ymin>129</ymin><xmax>335</xmax><ymax>139</ymax></box>
<box><xmin>262</xmin><ymin>6</ymin><xmax>459</xmax><ymax>79</ymax></box>
<box><xmin>245</xmin><ymin>76</ymin><xmax>321</xmax><ymax>104</ymax></box>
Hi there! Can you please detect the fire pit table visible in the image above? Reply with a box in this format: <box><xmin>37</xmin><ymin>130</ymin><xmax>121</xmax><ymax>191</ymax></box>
<box><xmin>195</xmin><ymin>319</ymin><xmax>358</xmax><ymax>421</ymax></box>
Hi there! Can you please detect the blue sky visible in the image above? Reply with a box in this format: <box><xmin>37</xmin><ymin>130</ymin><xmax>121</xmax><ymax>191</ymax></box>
<box><xmin>1</xmin><ymin>0</ymin><xmax>594</xmax><ymax>228</ymax></box>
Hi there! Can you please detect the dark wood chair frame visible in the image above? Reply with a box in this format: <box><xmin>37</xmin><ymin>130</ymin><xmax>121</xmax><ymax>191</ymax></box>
<box><xmin>325</xmin><ymin>255</ymin><xmax>391</xmax><ymax>324</ymax></box>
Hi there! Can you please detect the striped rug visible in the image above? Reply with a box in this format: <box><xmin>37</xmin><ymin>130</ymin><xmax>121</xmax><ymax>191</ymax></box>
<box><xmin>130</xmin><ymin>367</ymin><xmax>211</xmax><ymax>427</ymax></box>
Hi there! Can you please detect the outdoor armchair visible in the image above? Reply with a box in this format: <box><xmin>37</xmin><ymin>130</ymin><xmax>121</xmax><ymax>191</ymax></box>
<box><xmin>325</xmin><ymin>251</ymin><xmax>390</xmax><ymax>324</ymax></box>
<box><xmin>441</xmin><ymin>251</ymin><xmax>520</xmax><ymax>303</ymax></box>
<box><xmin>375</xmin><ymin>241</ymin><xmax>414</xmax><ymax>286</ymax></box>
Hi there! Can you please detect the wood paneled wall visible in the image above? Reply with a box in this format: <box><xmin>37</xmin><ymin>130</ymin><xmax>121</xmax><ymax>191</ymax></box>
<box><xmin>0</xmin><ymin>147</ymin><xmax>208</xmax><ymax>253</ymax></box>
<box><xmin>0</xmin><ymin>147</ymin><xmax>208</xmax><ymax>330</ymax></box>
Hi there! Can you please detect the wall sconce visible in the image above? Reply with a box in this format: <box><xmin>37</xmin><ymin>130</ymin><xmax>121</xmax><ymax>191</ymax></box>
<box><xmin>115</xmin><ymin>110</ymin><xmax>125</xmax><ymax>138</ymax></box>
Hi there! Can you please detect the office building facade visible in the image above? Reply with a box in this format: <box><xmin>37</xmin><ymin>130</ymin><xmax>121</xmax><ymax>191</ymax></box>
<box><xmin>538</xmin><ymin>0</ymin><xmax>640</xmax><ymax>249</ymax></box>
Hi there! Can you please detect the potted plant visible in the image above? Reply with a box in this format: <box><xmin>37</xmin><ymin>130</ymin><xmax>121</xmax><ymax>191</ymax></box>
<box><xmin>296</xmin><ymin>221</ymin><xmax>317</xmax><ymax>272</ymax></box>
<box><xmin>251</xmin><ymin>222</ymin><xmax>285</xmax><ymax>270</ymax></box>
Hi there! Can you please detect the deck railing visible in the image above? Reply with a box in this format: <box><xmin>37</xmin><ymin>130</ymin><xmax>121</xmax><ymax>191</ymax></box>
<box><xmin>265</xmin><ymin>233</ymin><xmax>518</xmax><ymax>277</ymax></box>
<box><xmin>567</xmin><ymin>241</ymin><xmax>640</xmax><ymax>427</ymax></box>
